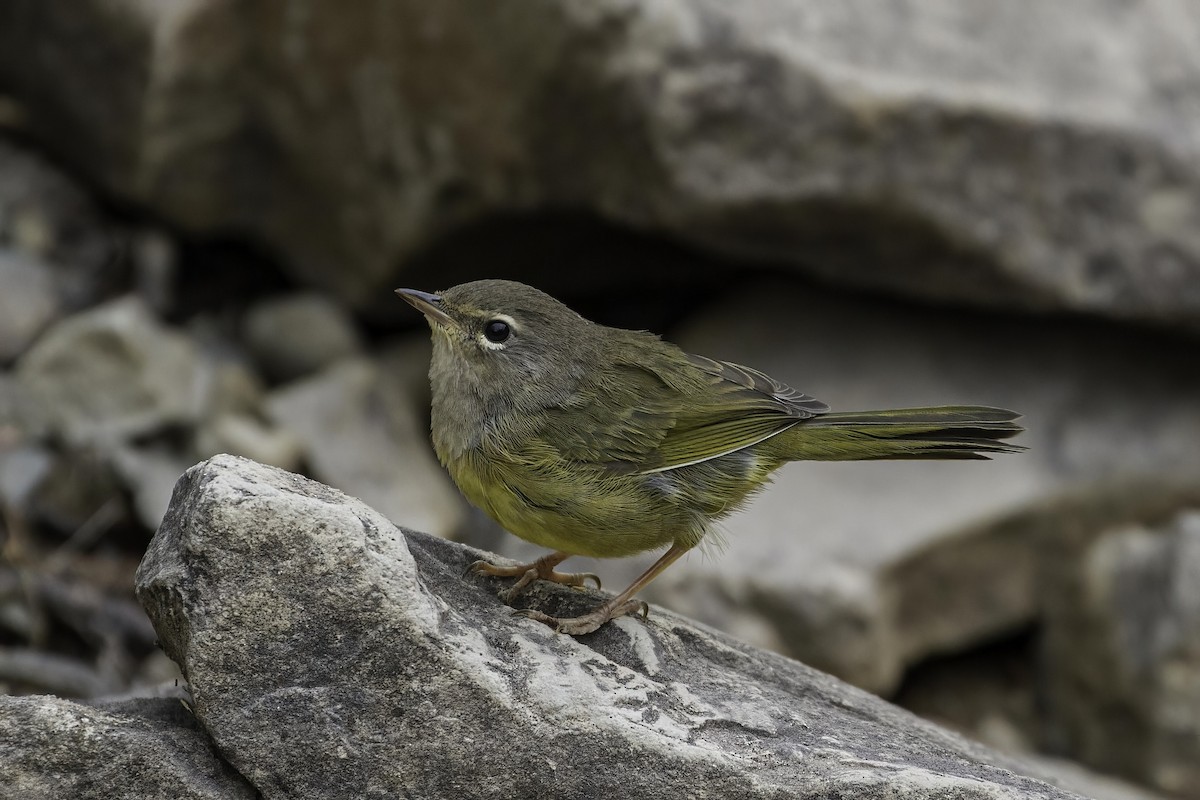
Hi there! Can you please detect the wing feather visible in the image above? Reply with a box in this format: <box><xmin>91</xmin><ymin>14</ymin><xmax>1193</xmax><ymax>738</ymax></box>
<box><xmin>533</xmin><ymin>342</ymin><xmax>828</xmax><ymax>474</ymax></box>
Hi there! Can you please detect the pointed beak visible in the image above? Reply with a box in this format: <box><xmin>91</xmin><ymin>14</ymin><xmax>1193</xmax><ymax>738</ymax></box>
<box><xmin>395</xmin><ymin>288</ymin><xmax>458</xmax><ymax>330</ymax></box>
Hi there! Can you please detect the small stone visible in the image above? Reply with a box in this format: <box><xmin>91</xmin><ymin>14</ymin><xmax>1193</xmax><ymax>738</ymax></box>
<box><xmin>110</xmin><ymin>443</ymin><xmax>194</xmax><ymax>530</ymax></box>
<box><xmin>0</xmin><ymin>250</ymin><xmax>61</xmax><ymax>362</ymax></box>
<box><xmin>194</xmin><ymin>411</ymin><xmax>302</xmax><ymax>472</ymax></box>
<box><xmin>0</xmin><ymin>372</ymin><xmax>49</xmax><ymax>442</ymax></box>
<box><xmin>1043</xmin><ymin>511</ymin><xmax>1200</xmax><ymax>795</ymax></box>
<box><xmin>15</xmin><ymin>297</ymin><xmax>203</xmax><ymax>445</ymax></box>
<box><xmin>266</xmin><ymin>357</ymin><xmax>465</xmax><ymax>537</ymax></box>
<box><xmin>243</xmin><ymin>293</ymin><xmax>362</xmax><ymax>383</ymax></box>
<box><xmin>26</xmin><ymin>448</ymin><xmax>125</xmax><ymax>535</ymax></box>
<box><xmin>0</xmin><ymin>442</ymin><xmax>53</xmax><ymax>508</ymax></box>
<box><xmin>194</xmin><ymin>353</ymin><xmax>266</xmax><ymax>420</ymax></box>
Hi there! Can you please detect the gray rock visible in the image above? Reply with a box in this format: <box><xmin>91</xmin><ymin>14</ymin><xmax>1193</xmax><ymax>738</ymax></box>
<box><xmin>110</xmin><ymin>443</ymin><xmax>196</xmax><ymax>531</ymax></box>
<box><xmin>0</xmin><ymin>371</ymin><xmax>49</xmax><ymax>442</ymax></box>
<box><xmin>24</xmin><ymin>447</ymin><xmax>126</xmax><ymax>536</ymax></box>
<box><xmin>134</xmin><ymin>454</ymin><xmax>1084</xmax><ymax>799</ymax></box>
<box><xmin>0</xmin><ymin>250</ymin><xmax>61</xmax><ymax>362</ymax></box>
<box><xmin>15</xmin><ymin>297</ymin><xmax>203</xmax><ymax>446</ymax></box>
<box><xmin>242</xmin><ymin>292</ymin><xmax>363</xmax><ymax>383</ymax></box>
<box><xmin>0</xmin><ymin>442</ymin><xmax>54</xmax><ymax>509</ymax></box>
<box><xmin>3</xmin><ymin>2</ymin><xmax>1200</xmax><ymax>327</ymax></box>
<box><xmin>0</xmin><ymin>694</ymin><xmax>255</xmax><ymax>800</ymax></box>
<box><xmin>266</xmin><ymin>356</ymin><xmax>466</xmax><ymax>537</ymax></box>
<box><xmin>193</xmin><ymin>411</ymin><xmax>303</xmax><ymax>473</ymax></box>
<box><xmin>190</xmin><ymin>350</ymin><xmax>267</xmax><ymax>420</ymax></box>
<box><xmin>1042</xmin><ymin>510</ymin><xmax>1200</xmax><ymax>796</ymax></box>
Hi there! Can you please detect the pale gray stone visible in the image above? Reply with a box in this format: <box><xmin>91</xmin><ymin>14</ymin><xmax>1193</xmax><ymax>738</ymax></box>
<box><xmin>0</xmin><ymin>442</ymin><xmax>53</xmax><ymax>509</ymax></box>
<box><xmin>193</xmin><ymin>411</ymin><xmax>303</xmax><ymax>473</ymax></box>
<box><xmin>0</xmin><ymin>251</ymin><xmax>60</xmax><ymax>362</ymax></box>
<box><xmin>134</xmin><ymin>455</ymin><xmax>1084</xmax><ymax>799</ymax></box>
<box><xmin>266</xmin><ymin>357</ymin><xmax>466</xmax><ymax>537</ymax></box>
<box><xmin>0</xmin><ymin>372</ymin><xmax>48</xmax><ymax>441</ymax></box>
<box><xmin>1042</xmin><ymin>511</ymin><xmax>1200</xmax><ymax>796</ymax></box>
<box><xmin>110</xmin><ymin>443</ymin><xmax>195</xmax><ymax>531</ymax></box>
<box><xmin>0</xmin><ymin>694</ymin><xmax>255</xmax><ymax>800</ymax></box>
<box><xmin>15</xmin><ymin>297</ymin><xmax>203</xmax><ymax>446</ymax></box>
<box><xmin>243</xmin><ymin>292</ymin><xmax>363</xmax><ymax>383</ymax></box>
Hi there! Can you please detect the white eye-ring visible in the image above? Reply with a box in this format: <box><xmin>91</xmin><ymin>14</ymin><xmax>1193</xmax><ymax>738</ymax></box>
<box><xmin>479</xmin><ymin>314</ymin><xmax>516</xmax><ymax>350</ymax></box>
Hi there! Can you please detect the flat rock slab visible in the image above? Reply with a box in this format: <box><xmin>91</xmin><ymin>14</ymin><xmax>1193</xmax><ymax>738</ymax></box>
<box><xmin>4</xmin><ymin>2</ymin><xmax>1200</xmax><ymax>326</ymax></box>
<box><xmin>134</xmin><ymin>455</ymin><xmax>1083</xmax><ymax>799</ymax></box>
<box><xmin>0</xmin><ymin>695</ymin><xmax>255</xmax><ymax>800</ymax></box>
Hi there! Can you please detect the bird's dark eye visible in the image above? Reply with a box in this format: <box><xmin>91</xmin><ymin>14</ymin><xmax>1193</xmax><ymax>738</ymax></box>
<box><xmin>483</xmin><ymin>319</ymin><xmax>511</xmax><ymax>344</ymax></box>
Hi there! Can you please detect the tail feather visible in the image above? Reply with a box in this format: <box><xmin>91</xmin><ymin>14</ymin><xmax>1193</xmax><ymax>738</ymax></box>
<box><xmin>772</xmin><ymin>405</ymin><xmax>1025</xmax><ymax>461</ymax></box>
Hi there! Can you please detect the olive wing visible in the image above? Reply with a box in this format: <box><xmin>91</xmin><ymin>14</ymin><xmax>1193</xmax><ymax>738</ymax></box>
<box><xmin>533</xmin><ymin>351</ymin><xmax>828</xmax><ymax>474</ymax></box>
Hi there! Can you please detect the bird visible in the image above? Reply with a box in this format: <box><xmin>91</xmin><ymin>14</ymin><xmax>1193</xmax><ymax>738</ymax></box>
<box><xmin>397</xmin><ymin>279</ymin><xmax>1023</xmax><ymax>635</ymax></box>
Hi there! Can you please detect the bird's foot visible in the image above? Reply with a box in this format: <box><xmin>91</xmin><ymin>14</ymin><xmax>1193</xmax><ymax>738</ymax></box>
<box><xmin>467</xmin><ymin>554</ymin><xmax>600</xmax><ymax>603</ymax></box>
<box><xmin>514</xmin><ymin>598</ymin><xmax>649</xmax><ymax>636</ymax></box>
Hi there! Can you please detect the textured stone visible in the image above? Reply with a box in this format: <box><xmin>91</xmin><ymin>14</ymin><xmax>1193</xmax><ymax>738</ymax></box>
<box><xmin>3</xmin><ymin>2</ymin><xmax>1200</xmax><ymax>327</ymax></box>
<box><xmin>134</xmin><ymin>455</ymin><xmax>1084</xmax><ymax>799</ymax></box>
<box><xmin>1042</xmin><ymin>510</ymin><xmax>1200</xmax><ymax>797</ymax></box>
<box><xmin>0</xmin><ymin>694</ymin><xmax>255</xmax><ymax>800</ymax></box>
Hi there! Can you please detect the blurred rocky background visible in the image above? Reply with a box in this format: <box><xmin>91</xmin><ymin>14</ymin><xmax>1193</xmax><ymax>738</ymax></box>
<box><xmin>1</xmin><ymin>2</ymin><xmax>1198</xmax><ymax>798</ymax></box>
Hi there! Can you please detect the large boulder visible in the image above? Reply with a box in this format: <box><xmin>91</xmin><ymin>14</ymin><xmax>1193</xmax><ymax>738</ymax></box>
<box><xmin>132</xmin><ymin>454</ymin><xmax>1087</xmax><ymax>798</ymax></box>
<box><xmin>2</xmin><ymin>1</ymin><xmax>1199</xmax><ymax>326</ymax></box>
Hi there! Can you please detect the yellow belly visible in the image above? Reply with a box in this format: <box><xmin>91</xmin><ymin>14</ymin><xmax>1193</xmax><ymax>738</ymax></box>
<box><xmin>443</xmin><ymin>448</ymin><xmax>687</xmax><ymax>558</ymax></box>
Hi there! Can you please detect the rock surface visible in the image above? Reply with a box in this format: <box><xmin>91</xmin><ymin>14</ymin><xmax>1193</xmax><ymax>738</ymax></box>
<box><xmin>133</xmin><ymin>454</ymin><xmax>1085</xmax><ymax>799</ymax></box>
<box><xmin>1042</xmin><ymin>510</ymin><xmax>1200</xmax><ymax>796</ymax></box>
<box><xmin>15</xmin><ymin>297</ymin><xmax>203</xmax><ymax>446</ymax></box>
<box><xmin>3</xmin><ymin>1</ymin><xmax>1200</xmax><ymax>328</ymax></box>
<box><xmin>266</xmin><ymin>357</ymin><xmax>465</xmax><ymax>537</ymax></box>
<box><xmin>0</xmin><ymin>694</ymin><xmax>255</xmax><ymax>800</ymax></box>
<box><xmin>243</xmin><ymin>292</ymin><xmax>363</xmax><ymax>383</ymax></box>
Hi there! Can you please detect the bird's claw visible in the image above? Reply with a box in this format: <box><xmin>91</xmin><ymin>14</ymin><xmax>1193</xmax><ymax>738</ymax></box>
<box><xmin>466</xmin><ymin>558</ymin><xmax>601</xmax><ymax>598</ymax></box>
<box><xmin>510</xmin><ymin>598</ymin><xmax>650</xmax><ymax>636</ymax></box>
<box><xmin>464</xmin><ymin>559</ymin><xmax>491</xmax><ymax>578</ymax></box>
<box><xmin>577</xmin><ymin>573</ymin><xmax>602</xmax><ymax>591</ymax></box>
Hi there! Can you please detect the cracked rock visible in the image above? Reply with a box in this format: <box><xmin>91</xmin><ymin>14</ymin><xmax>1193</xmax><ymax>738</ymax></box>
<box><xmin>133</xmin><ymin>455</ymin><xmax>1084</xmax><ymax>799</ymax></box>
<box><xmin>0</xmin><ymin>695</ymin><xmax>255</xmax><ymax>800</ymax></box>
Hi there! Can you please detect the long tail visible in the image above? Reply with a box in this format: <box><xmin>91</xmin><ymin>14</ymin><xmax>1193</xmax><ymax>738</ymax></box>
<box><xmin>771</xmin><ymin>406</ymin><xmax>1025</xmax><ymax>461</ymax></box>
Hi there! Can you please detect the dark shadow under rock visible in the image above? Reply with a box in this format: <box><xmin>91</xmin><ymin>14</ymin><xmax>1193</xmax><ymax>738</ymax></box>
<box><xmin>133</xmin><ymin>455</ymin><xmax>1085</xmax><ymax>799</ymax></box>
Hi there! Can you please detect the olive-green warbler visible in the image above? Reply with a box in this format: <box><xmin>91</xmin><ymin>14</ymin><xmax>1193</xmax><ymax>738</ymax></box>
<box><xmin>398</xmin><ymin>280</ymin><xmax>1023</xmax><ymax>635</ymax></box>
